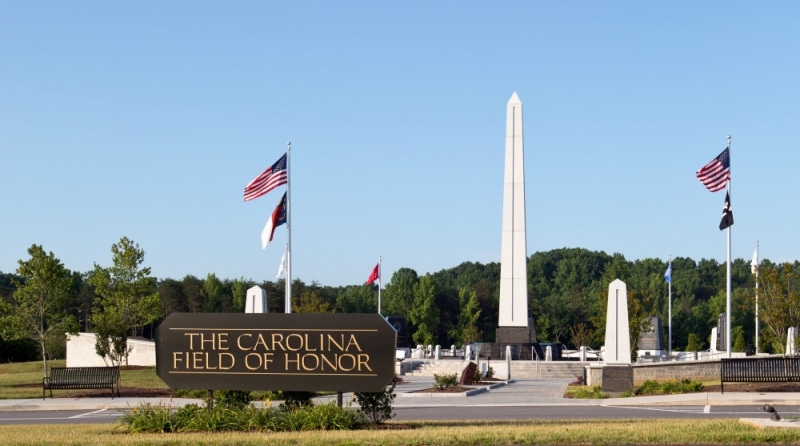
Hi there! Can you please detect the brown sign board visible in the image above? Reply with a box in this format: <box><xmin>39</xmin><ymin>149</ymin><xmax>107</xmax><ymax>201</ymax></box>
<box><xmin>155</xmin><ymin>313</ymin><xmax>396</xmax><ymax>392</ymax></box>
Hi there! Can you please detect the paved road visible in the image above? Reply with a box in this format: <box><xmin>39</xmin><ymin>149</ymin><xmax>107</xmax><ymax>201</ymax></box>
<box><xmin>0</xmin><ymin>405</ymin><xmax>792</xmax><ymax>425</ymax></box>
<box><xmin>3</xmin><ymin>377</ymin><xmax>800</xmax><ymax>426</ymax></box>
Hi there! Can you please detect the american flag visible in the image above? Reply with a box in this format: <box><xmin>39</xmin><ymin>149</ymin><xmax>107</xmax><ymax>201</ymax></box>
<box><xmin>696</xmin><ymin>148</ymin><xmax>730</xmax><ymax>192</ymax></box>
<box><xmin>244</xmin><ymin>153</ymin><xmax>288</xmax><ymax>201</ymax></box>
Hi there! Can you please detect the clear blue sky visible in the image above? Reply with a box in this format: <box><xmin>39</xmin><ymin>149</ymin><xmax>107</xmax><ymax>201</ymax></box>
<box><xmin>2</xmin><ymin>2</ymin><xmax>798</xmax><ymax>287</ymax></box>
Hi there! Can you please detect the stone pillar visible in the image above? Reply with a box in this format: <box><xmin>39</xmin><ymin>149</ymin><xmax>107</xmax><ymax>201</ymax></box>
<box><xmin>496</xmin><ymin>92</ymin><xmax>536</xmax><ymax>344</ymax></box>
<box><xmin>245</xmin><ymin>285</ymin><xmax>267</xmax><ymax>313</ymax></box>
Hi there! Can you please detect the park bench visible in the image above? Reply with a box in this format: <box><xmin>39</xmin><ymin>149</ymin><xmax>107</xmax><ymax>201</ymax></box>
<box><xmin>720</xmin><ymin>357</ymin><xmax>800</xmax><ymax>393</ymax></box>
<box><xmin>42</xmin><ymin>366</ymin><xmax>120</xmax><ymax>399</ymax></box>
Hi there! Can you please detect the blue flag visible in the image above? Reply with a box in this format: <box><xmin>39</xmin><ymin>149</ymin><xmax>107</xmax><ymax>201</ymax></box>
<box><xmin>664</xmin><ymin>263</ymin><xmax>672</xmax><ymax>284</ymax></box>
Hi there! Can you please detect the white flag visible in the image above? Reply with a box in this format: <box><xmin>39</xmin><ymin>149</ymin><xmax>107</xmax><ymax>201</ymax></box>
<box><xmin>751</xmin><ymin>242</ymin><xmax>759</xmax><ymax>274</ymax></box>
<box><xmin>277</xmin><ymin>246</ymin><xmax>287</xmax><ymax>278</ymax></box>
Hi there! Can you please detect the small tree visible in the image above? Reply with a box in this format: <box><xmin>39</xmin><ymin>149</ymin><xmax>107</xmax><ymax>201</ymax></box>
<box><xmin>455</xmin><ymin>288</ymin><xmax>482</xmax><ymax>345</ymax></box>
<box><xmin>409</xmin><ymin>275</ymin><xmax>438</xmax><ymax>346</ymax></box>
<box><xmin>732</xmin><ymin>326</ymin><xmax>746</xmax><ymax>352</ymax></box>
<box><xmin>354</xmin><ymin>384</ymin><xmax>396</xmax><ymax>424</ymax></box>
<box><xmin>0</xmin><ymin>245</ymin><xmax>77</xmax><ymax>376</ymax></box>
<box><xmin>88</xmin><ymin>237</ymin><xmax>161</xmax><ymax>366</ymax></box>
<box><xmin>569</xmin><ymin>322</ymin><xmax>593</xmax><ymax>350</ymax></box>
<box><xmin>686</xmin><ymin>333</ymin><xmax>703</xmax><ymax>352</ymax></box>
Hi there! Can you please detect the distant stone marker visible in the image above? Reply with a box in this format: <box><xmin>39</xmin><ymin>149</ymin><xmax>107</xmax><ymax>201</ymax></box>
<box><xmin>604</xmin><ymin>279</ymin><xmax>631</xmax><ymax>365</ymax></box>
<box><xmin>245</xmin><ymin>285</ymin><xmax>267</xmax><ymax>313</ymax></box>
<box><xmin>602</xmin><ymin>279</ymin><xmax>633</xmax><ymax>392</ymax></box>
<box><xmin>155</xmin><ymin>313</ymin><xmax>396</xmax><ymax>392</ymax></box>
<box><xmin>460</xmin><ymin>362</ymin><xmax>477</xmax><ymax>386</ymax></box>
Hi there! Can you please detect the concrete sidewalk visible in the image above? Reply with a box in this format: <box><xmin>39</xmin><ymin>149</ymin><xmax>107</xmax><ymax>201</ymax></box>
<box><xmin>4</xmin><ymin>377</ymin><xmax>800</xmax><ymax>412</ymax></box>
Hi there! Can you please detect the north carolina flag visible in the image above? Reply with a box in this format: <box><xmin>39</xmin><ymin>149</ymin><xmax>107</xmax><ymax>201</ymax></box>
<box><xmin>261</xmin><ymin>192</ymin><xmax>287</xmax><ymax>249</ymax></box>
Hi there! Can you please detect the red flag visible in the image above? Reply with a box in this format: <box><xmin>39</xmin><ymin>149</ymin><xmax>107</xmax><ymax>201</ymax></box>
<box><xmin>365</xmin><ymin>263</ymin><xmax>380</xmax><ymax>285</ymax></box>
<box><xmin>244</xmin><ymin>153</ymin><xmax>288</xmax><ymax>201</ymax></box>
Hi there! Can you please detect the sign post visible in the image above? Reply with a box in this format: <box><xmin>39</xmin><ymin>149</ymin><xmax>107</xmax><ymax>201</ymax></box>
<box><xmin>155</xmin><ymin>313</ymin><xmax>396</xmax><ymax>393</ymax></box>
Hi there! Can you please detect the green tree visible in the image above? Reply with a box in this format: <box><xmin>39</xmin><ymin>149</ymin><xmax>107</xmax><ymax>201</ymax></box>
<box><xmin>181</xmin><ymin>275</ymin><xmax>204</xmax><ymax>313</ymax></box>
<box><xmin>535</xmin><ymin>314</ymin><xmax>551</xmax><ymax>342</ymax></box>
<box><xmin>382</xmin><ymin>268</ymin><xmax>418</xmax><ymax>318</ymax></box>
<box><xmin>0</xmin><ymin>245</ymin><xmax>77</xmax><ymax>376</ymax></box>
<box><xmin>409</xmin><ymin>275</ymin><xmax>438</xmax><ymax>346</ymax></box>
<box><xmin>296</xmin><ymin>291</ymin><xmax>335</xmax><ymax>313</ymax></box>
<box><xmin>568</xmin><ymin>322</ymin><xmax>593</xmax><ymax>350</ymax></box>
<box><xmin>685</xmin><ymin>333</ymin><xmax>703</xmax><ymax>352</ymax></box>
<box><xmin>230</xmin><ymin>278</ymin><xmax>249</xmax><ymax>313</ymax></box>
<box><xmin>158</xmin><ymin>278</ymin><xmax>186</xmax><ymax>316</ymax></box>
<box><xmin>757</xmin><ymin>263</ymin><xmax>800</xmax><ymax>353</ymax></box>
<box><xmin>201</xmin><ymin>273</ymin><xmax>223</xmax><ymax>313</ymax></box>
<box><xmin>454</xmin><ymin>288</ymin><xmax>482</xmax><ymax>345</ymax></box>
<box><xmin>88</xmin><ymin>237</ymin><xmax>161</xmax><ymax>366</ymax></box>
<box><xmin>732</xmin><ymin>326</ymin><xmax>746</xmax><ymax>352</ymax></box>
<box><xmin>336</xmin><ymin>286</ymin><xmax>376</xmax><ymax>313</ymax></box>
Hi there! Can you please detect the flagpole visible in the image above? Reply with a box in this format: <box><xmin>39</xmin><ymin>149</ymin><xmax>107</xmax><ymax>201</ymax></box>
<box><xmin>668</xmin><ymin>255</ymin><xmax>672</xmax><ymax>356</ymax></box>
<box><xmin>286</xmin><ymin>141</ymin><xmax>292</xmax><ymax>313</ymax></box>
<box><xmin>725</xmin><ymin>135</ymin><xmax>732</xmax><ymax>358</ymax></box>
<box><xmin>378</xmin><ymin>256</ymin><xmax>382</xmax><ymax>316</ymax></box>
<box><xmin>754</xmin><ymin>240</ymin><xmax>760</xmax><ymax>355</ymax></box>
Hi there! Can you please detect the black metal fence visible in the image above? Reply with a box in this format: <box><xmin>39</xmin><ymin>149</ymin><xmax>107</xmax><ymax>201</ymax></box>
<box><xmin>720</xmin><ymin>357</ymin><xmax>800</xmax><ymax>393</ymax></box>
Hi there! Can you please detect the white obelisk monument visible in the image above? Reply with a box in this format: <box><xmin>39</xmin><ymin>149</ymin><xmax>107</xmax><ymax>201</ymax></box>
<box><xmin>496</xmin><ymin>92</ymin><xmax>535</xmax><ymax>344</ymax></box>
<box><xmin>604</xmin><ymin>279</ymin><xmax>631</xmax><ymax>365</ymax></box>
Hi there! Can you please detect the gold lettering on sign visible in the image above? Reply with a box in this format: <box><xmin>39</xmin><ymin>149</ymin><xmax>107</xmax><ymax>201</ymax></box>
<box><xmin>271</xmin><ymin>333</ymin><xmax>285</xmax><ymax>351</ymax></box>
<box><xmin>237</xmin><ymin>333</ymin><xmax>252</xmax><ymax>350</ymax></box>
<box><xmin>170</xmin><ymin>328</ymin><xmax>378</xmax><ymax>375</ymax></box>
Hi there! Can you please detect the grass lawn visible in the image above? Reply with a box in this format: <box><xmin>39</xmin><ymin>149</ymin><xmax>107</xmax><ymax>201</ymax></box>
<box><xmin>2</xmin><ymin>419</ymin><xmax>800</xmax><ymax>445</ymax></box>
<box><xmin>0</xmin><ymin>360</ymin><xmax>170</xmax><ymax>399</ymax></box>
<box><xmin>3</xmin><ymin>361</ymin><xmax>800</xmax><ymax>444</ymax></box>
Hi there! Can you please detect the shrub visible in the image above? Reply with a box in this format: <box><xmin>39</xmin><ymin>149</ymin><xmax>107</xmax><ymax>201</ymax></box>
<box><xmin>354</xmin><ymin>384</ymin><xmax>396</xmax><ymax>424</ymax></box>
<box><xmin>296</xmin><ymin>402</ymin><xmax>367</xmax><ymax>430</ymax></box>
<box><xmin>119</xmin><ymin>402</ymin><xmax>174</xmax><ymax>433</ymax></box>
<box><xmin>120</xmin><ymin>400</ymin><xmax>366</xmax><ymax>433</ymax></box>
<box><xmin>433</xmin><ymin>373</ymin><xmax>458</xmax><ymax>390</ymax></box>
<box><xmin>634</xmin><ymin>379</ymin><xmax>704</xmax><ymax>395</ymax></box>
<box><xmin>214</xmin><ymin>390</ymin><xmax>252</xmax><ymax>409</ymax></box>
<box><xmin>279</xmin><ymin>391</ymin><xmax>315</xmax><ymax>411</ymax></box>
<box><xmin>572</xmin><ymin>386</ymin><xmax>608</xmax><ymax>399</ymax></box>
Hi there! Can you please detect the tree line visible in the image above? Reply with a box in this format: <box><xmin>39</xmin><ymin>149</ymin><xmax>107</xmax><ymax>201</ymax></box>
<box><xmin>2</xmin><ymin>240</ymin><xmax>800</xmax><ymax>371</ymax></box>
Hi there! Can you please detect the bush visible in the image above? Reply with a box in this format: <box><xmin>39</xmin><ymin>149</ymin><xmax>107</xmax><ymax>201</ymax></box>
<box><xmin>354</xmin><ymin>384</ymin><xmax>396</xmax><ymax>424</ymax></box>
<box><xmin>634</xmin><ymin>379</ymin><xmax>704</xmax><ymax>395</ymax></box>
<box><xmin>279</xmin><ymin>391</ymin><xmax>315</xmax><ymax>411</ymax></box>
<box><xmin>572</xmin><ymin>386</ymin><xmax>608</xmax><ymax>399</ymax></box>
<box><xmin>120</xmin><ymin>401</ymin><xmax>366</xmax><ymax>433</ymax></box>
<box><xmin>214</xmin><ymin>390</ymin><xmax>252</xmax><ymax>409</ymax></box>
<box><xmin>433</xmin><ymin>373</ymin><xmax>458</xmax><ymax>390</ymax></box>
